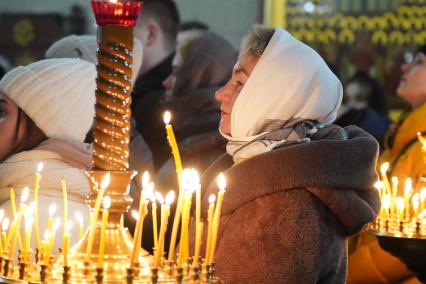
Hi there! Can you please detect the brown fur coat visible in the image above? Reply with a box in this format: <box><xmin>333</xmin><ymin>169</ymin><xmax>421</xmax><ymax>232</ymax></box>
<box><xmin>189</xmin><ymin>125</ymin><xmax>381</xmax><ymax>283</ymax></box>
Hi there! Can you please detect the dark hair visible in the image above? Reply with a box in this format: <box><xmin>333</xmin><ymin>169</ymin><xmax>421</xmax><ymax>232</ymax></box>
<box><xmin>179</xmin><ymin>21</ymin><xmax>209</xmax><ymax>32</ymax></box>
<box><xmin>418</xmin><ymin>44</ymin><xmax>426</xmax><ymax>56</ymax></box>
<box><xmin>141</xmin><ymin>0</ymin><xmax>180</xmax><ymax>48</ymax></box>
<box><xmin>7</xmin><ymin>109</ymin><xmax>48</xmax><ymax>159</ymax></box>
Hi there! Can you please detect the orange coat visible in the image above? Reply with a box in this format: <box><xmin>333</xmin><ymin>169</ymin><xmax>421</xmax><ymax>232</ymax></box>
<box><xmin>347</xmin><ymin>103</ymin><xmax>426</xmax><ymax>284</ymax></box>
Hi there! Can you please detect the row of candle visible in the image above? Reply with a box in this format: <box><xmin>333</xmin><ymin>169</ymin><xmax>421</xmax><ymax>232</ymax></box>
<box><xmin>373</xmin><ymin>160</ymin><xmax>426</xmax><ymax>236</ymax></box>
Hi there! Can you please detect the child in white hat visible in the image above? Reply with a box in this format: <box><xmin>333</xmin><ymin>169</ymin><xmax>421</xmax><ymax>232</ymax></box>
<box><xmin>0</xmin><ymin>58</ymin><xmax>96</xmax><ymax>247</ymax></box>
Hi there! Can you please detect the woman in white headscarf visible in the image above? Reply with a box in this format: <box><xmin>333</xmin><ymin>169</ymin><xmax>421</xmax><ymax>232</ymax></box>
<box><xmin>188</xmin><ymin>25</ymin><xmax>381</xmax><ymax>283</ymax></box>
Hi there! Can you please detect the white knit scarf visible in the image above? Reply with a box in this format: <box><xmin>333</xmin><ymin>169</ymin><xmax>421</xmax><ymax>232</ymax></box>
<box><xmin>224</xmin><ymin>28</ymin><xmax>343</xmax><ymax>163</ymax></box>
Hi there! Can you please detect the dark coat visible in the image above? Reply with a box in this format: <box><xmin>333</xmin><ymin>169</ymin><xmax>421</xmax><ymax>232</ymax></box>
<box><xmin>190</xmin><ymin>125</ymin><xmax>381</xmax><ymax>283</ymax></box>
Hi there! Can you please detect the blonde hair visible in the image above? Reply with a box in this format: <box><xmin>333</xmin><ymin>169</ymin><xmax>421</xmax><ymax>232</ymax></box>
<box><xmin>239</xmin><ymin>24</ymin><xmax>275</xmax><ymax>61</ymax></box>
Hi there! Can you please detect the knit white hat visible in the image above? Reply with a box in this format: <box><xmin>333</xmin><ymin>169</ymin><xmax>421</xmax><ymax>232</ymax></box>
<box><xmin>0</xmin><ymin>58</ymin><xmax>96</xmax><ymax>142</ymax></box>
<box><xmin>45</xmin><ymin>35</ymin><xmax>143</xmax><ymax>84</ymax></box>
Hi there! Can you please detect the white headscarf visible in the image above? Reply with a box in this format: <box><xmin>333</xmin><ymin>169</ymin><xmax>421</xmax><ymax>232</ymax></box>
<box><xmin>224</xmin><ymin>28</ymin><xmax>343</xmax><ymax>163</ymax></box>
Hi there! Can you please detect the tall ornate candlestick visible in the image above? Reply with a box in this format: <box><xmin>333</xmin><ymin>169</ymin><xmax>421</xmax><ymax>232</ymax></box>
<box><xmin>62</xmin><ymin>0</ymin><xmax>153</xmax><ymax>282</ymax></box>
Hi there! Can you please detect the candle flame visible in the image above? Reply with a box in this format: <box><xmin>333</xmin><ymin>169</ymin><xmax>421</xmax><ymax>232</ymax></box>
<box><xmin>209</xmin><ymin>194</ymin><xmax>216</xmax><ymax>204</ymax></box>
<box><xmin>155</xmin><ymin>192</ymin><xmax>164</xmax><ymax>205</ymax></box>
<box><xmin>217</xmin><ymin>173</ymin><xmax>227</xmax><ymax>191</ymax></box>
<box><xmin>142</xmin><ymin>171</ymin><xmax>150</xmax><ymax>188</ymax></box>
<box><xmin>374</xmin><ymin>181</ymin><xmax>383</xmax><ymax>190</ymax></box>
<box><xmin>2</xmin><ymin>218</ymin><xmax>9</xmax><ymax>231</ymax></box>
<box><xmin>43</xmin><ymin>230</ymin><xmax>50</xmax><ymax>240</ymax></box>
<box><xmin>0</xmin><ymin>209</ymin><xmax>4</xmax><ymax>223</ymax></box>
<box><xmin>421</xmin><ymin>188</ymin><xmax>426</xmax><ymax>201</ymax></box>
<box><xmin>380</xmin><ymin>162</ymin><xmax>389</xmax><ymax>174</ymax></box>
<box><xmin>103</xmin><ymin>196</ymin><xmax>112</xmax><ymax>209</ymax></box>
<box><xmin>132</xmin><ymin>210</ymin><xmax>139</xmax><ymax>221</ymax></box>
<box><xmin>27</xmin><ymin>201</ymin><xmax>36</xmax><ymax>217</ymax></box>
<box><xmin>181</xmin><ymin>169</ymin><xmax>192</xmax><ymax>190</ymax></box>
<box><xmin>404</xmin><ymin>178</ymin><xmax>412</xmax><ymax>197</ymax></box>
<box><xmin>66</xmin><ymin>221</ymin><xmax>73</xmax><ymax>233</ymax></box>
<box><xmin>101</xmin><ymin>173</ymin><xmax>111</xmax><ymax>190</ymax></box>
<box><xmin>391</xmin><ymin>176</ymin><xmax>398</xmax><ymax>184</ymax></box>
<box><xmin>53</xmin><ymin>217</ymin><xmax>61</xmax><ymax>232</ymax></box>
<box><xmin>36</xmin><ymin>162</ymin><xmax>44</xmax><ymax>173</ymax></box>
<box><xmin>75</xmin><ymin>212</ymin><xmax>84</xmax><ymax>225</ymax></box>
<box><xmin>382</xmin><ymin>194</ymin><xmax>391</xmax><ymax>210</ymax></box>
<box><xmin>190</xmin><ymin>168</ymin><xmax>200</xmax><ymax>186</ymax></box>
<box><xmin>165</xmin><ymin>191</ymin><xmax>175</xmax><ymax>205</ymax></box>
<box><xmin>396</xmin><ymin>197</ymin><xmax>404</xmax><ymax>212</ymax></box>
<box><xmin>21</xmin><ymin>187</ymin><xmax>30</xmax><ymax>202</ymax></box>
<box><xmin>25</xmin><ymin>217</ymin><xmax>34</xmax><ymax>231</ymax></box>
<box><xmin>412</xmin><ymin>193</ymin><xmax>419</xmax><ymax>211</ymax></box>
<box><xmin>49</xmin><ymin>203</ymin><xmax>57</xmax><ymax>216</ymax></box>
<box><xmin>163</xmin><ymin>111</ymin><xmax>171</xmax><ymax>125</ymax></box>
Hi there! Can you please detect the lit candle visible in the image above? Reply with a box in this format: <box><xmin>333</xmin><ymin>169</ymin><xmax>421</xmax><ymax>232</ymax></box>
<box><xmin>208</xmin><ymin>173</ymin><xmax>226</xmax><ymax>265</ymax></box>
<box><xmin>403</xmin><ymin>178</ymin><xmax>412</xmax><ymax>219</ymax></box>
<box><xmin>61</xmin><ymin>179</ymin><xmax>68</xmax><ymax>240</ymax></box>
<box><xmin>63</xmin><ymin>221</ymin><xmax>73</xmax><ymax>267</ymax></box>
<box><xmin>75</xmin><ymin>212</ymin><xmax>84</xmax><ymax>240</ymax></box>
<box><xmin>396</xmin><ymin>197</ymin><xmax>405</xmax><ymax>221</ymax></box>
<box><xmin>23</xmin><ymin>217</ymin><xmax>33</xmax><ymax>263</ymax></box>
<box><xmin>412</xmin><ymin>193</ymin><xmax>420</xmax><ymax>219</ymax></box>
<box><xmin>34</xmin><ymin>162</ymin><xmax>43</xmax><ymax>249</ymax></box>
<box><xmin>98</xmin><ymin>196</ymin><xmax>111</xmax><ymax>269</ymax></box>
<box><xmin>130</xmin><ymin>175</ymin><xmax>150</xmax><ymax>267</ymax></box>
<box><xmin>155</xmin><ymin>191</ymin><xmax>174</xmax><ymax>268</ymax></box>
<box><xmin>47</xmin><ymin>203</ymin><xmax>57</xmax><ymax>232</ymax></box>
<box><xmin>382</xmin><ymin>194</ymin><xmax>391</xmax><ymax>219</ymax></box>
<box><xmin>154</xmin><ymin>192</ymin><xmax>164</xmax><ymax>262</ymax></box>
<box><xmin>168</xmin><ymin>184</ymin><xmax>185</xmax><ymax>262</ymax></box>
<box><xmin>150</xmin><ymin>189</ymin><xmax>158</xmax><ymax>252</ymax></box>
<box><xmin>391</xmin><ymin>177</ymin><xmax>398</xmax><ymax>216</ymax></box>
<box><xmin>2</xmin><ymin>218</ymin><xmax>10</xmax><ymax>255</ymax></box>
<box><xmin>42</xmin><ymin>230</ymin><xmax>50</xmax><ymax>264</ymax></box>
<box><xmin>46</xmin><ymin>217</ymin><xmax>61</xmax><ymax>260</ymax></box>
<box><xmin>177</xmin><ymin>170</ymin><xmax>194</xmax><ymax>266</ymax></box>
<box><xmin>9</xmin><ymin>188</ymin><xmax>23</xmax><ymax>251</ymax></box>
<box><xmin>374</xmin><ymin>181</ymin><xmax>384</xmax><ymax>201</ymax></box>
<box><xmin>205</xmin><ymin>194</ymin><xmax>216</xmax><ymax>262</ymax></box>
<box><xmin>420</xmin><ymin>188</ymin><xmax>426</xmax><ymax>214</ymax></box>
<box><xmin>9</xmin><ymin>187</ymin><xmax>29</xmax><ymax>259</ymax></box>
<box><xmin>194</xmin><ymin>171</ymin><xmax>201</xmax><ymax>258</ymax></box>
<box><xmin>86</xmin><ymin>173</ymin><xmax>109</xmax><ymax>261</ymax></box>
<box><xmin>163</xmin><ymin>111</ymin><xmax>183</xmax><ymax>191</ymax></box>
<box><xmin>192</xmin><ymin>221</ymin><xmax>204</xmax><ymax>268</ymax></box>
<box><xmin>380</xmin><ymin>162</ymin><xmax>391</xmax><ymax>196</ymax></box>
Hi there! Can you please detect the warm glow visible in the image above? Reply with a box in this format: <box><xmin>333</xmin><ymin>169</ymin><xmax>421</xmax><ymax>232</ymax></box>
<box><xmin>404</xmin><ymin>178</ymin><xmax>412</xmax><ymax>196</ymax></box>
<box><xmin>27</xmin><ymin>202</ymin><xmax>36</xmax><ymax>216</ymax></box>
<box><xmin>165</xmin><ymin>191</ymin><xmax>175</xmax><ymax>205</ymax></box>
<box><xmin>36</xmin><ymin>162</ymin><xmax>44</xmax><ymax>173</ymax></box>
<box><xmin>75</xmin><ymin>212</ymin><xmax>84</xmax><ymax>225</ymax></box>
<box><xmin>103</xmin><ymin>196</ymin><xmax>112</xmax><ymax>209</ymax></box>
<box><xmin>43</xmin><ymin>230</ymin><xmax>50</xmax><ymax>240</ymax></box>
<box><xmin>421</xmin><ymin>188</ymin><xmax>426</xmax><ymax>201</ymax></box>
<box><xmin>380</xmin><ymin>162</ymin><xmax>389</xmax><ymax>174</ymax></box>
<box><xmin>109</xmin><ymin>0</ymin><xmax>118</xmax><ymax>3</ymax></box>
<box><xmin>412</xmin><ymin>193</ymin><xmax>419</xmax><ymax>211</ymax></box>
<box><xmin>217</xmin><ymin>173</ymin><xmax>227</xmax><ymax>191</ymax></box>
<box><xmin>101</xmin><ymin>173</ymin><xmax>111</xmax><ymax>190</ymax></box>
<box><xmin>66</xmin><ymin>221</ymin><xmax>73</xmax><ymax>233</ymax></box>
<box><xmin>181</xmin><ymin>169</ymin><xmax>192</xmax><ymax>189</ymax></box>
<box><xmin>374</xmin><ymin>181</ymin><xmax>384</xmax><ymax>190</ymax></box>
<box><xmin>142</xmin><ymin>171</ymin><xmax>150</xmax><ymax>188</ymax></box>
<box><xmin>2</xmin><ymin>218</ymin><xmax>9</xmax><ymax>232</ymax></box>
<box><xmin>396</xmin><ymin>197</ymin><xmax>404</xmax><ymax>212</ymax></box>
<box><xmin>382</xmin><ymin>195</ymin><xmax>391</xmax><ymax>210</ymax></box>
<box><xmin>163</xmin><ymin>111</ymin><xmax>171</xmax><ymax>125</ymax></box>
<box><xmin>391</xmin><ymin>176</ymin><xmax>398</xmax><ymax>185</ymax></box>
<box><xmin>53</xmin><ymin>217</ymin><xmax>61</xmax><ymax>232</ymax></box>
<box><xmin>132</xmin><ymin>210</ymin><xmax>139</xmax><ymax>221</ymax></box>
<box><xmin>49</xmin><ymin>203</ymin><xmax>57</xmax><ymax>216</ymax></box>
<box><xmin>209</xmin><ymin>194</ymin><xmax>216</xmax><ymax>204</ymax></box>
<box><xmin>25</xmin><ymin>217</ymin><xmax>34</xmax><ymax>231</ymax></box>
<box><xmin>21</xmin><ymin>187</ymin><xmax>30</xmax><ymax>202</ymax></box>
<box><xmin>191</xmin><ymin>169</ymin><xmax>200</xmax><ymax>186</ymax></box>
<box><xmin>155</xmin><ymin>192</ymin><xmax>164</xmax><ymax>205</ymax></box>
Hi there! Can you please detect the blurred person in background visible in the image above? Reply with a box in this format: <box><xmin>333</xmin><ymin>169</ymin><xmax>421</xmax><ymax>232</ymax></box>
<box><xmin>336</xmin><ymin>71</ymin><xmax>391</xmax><ymax>149</ymax></box>
<box><xmin>0</xmin><ymin>56</ymin><xmax>11</xmax><ymax>80</ymax></box>
<box><xmin>132</xmin><ymin>0</ymin><xmax>180</xmax><ymax>171</ymax></box>
<box><xmin>348</xmin><ymin>44</ymin><xmax>426</xmax><ymax>284</ymax></box>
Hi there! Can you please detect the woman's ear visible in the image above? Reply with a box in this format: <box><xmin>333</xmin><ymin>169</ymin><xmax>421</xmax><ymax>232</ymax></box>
<box><xmin>146</xmin><ymin>22</ymin><xmax>160</xmax><ymax>47</ymax></box>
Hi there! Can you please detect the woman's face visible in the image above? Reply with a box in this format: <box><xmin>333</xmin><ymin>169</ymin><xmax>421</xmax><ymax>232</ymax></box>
<box><xmin>0</xmin><ymin>92</ymin><xmax>23</xmax><ymax>161</ymax></box>
<box><xmin>215</xmin><ymin>56</ymin><xmax>259</xmax><ymax>135</ymax></box>
<box><xmin>397</xmin><ymin>52</ymin><xmax>426</xmax><ymax>107</ymax></box>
